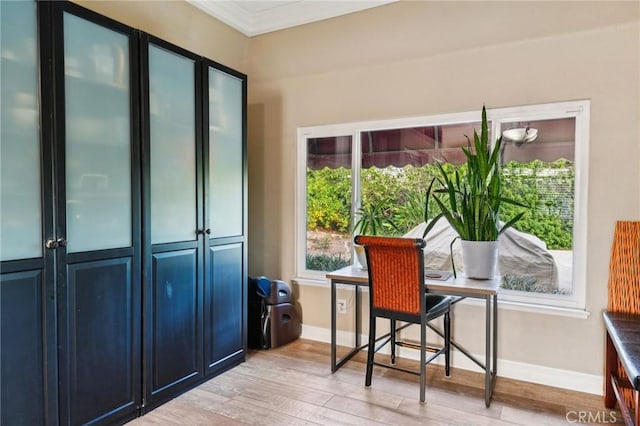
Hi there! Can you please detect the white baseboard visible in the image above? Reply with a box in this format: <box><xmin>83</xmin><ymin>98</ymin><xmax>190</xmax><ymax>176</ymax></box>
<box><xmin>301</xmin><ymin>324</ymin><xmax>603</xmax><ymax>396</ymax></box>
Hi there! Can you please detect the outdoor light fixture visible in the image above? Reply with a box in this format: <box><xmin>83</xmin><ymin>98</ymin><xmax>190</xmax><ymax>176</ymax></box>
<box><xmin>502</xmin><ymin>126</ymin><xmax>538</xmax><ymax>146</ymax></box>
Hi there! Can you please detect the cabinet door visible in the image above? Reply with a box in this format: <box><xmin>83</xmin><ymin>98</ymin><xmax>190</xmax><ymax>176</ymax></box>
<box><xmin>52</xmin><ymin>4</ymin><xmax>141</xmax><ymax>425</ymax></box>
<box><xmin>0</xmin><ymin>1</ymin><xmax>57</xmax><ymax>424</ymax></box>
<box><xmin>142</xmin><ymin>36</ymin><xmax>204</xmax><ymax>410</ymax></box>
<box><xmin>205</xmin><ymin>243</ymin><xmax>245</xmax><ymax>375</ymax></box>
<box><xmin>203</xmin><ymin>63</ymin><xmax>247</xmax><ymax>375</ymax></box>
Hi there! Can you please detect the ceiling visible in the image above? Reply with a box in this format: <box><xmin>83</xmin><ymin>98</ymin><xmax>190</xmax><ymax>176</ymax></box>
<box><xmin>186</xmin><ymin>0</ymin><xmax>397</xmax><ymax>37</ymax></box>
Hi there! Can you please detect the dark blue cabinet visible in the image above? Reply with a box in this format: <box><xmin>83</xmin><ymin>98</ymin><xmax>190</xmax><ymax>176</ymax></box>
<box><xmin>2</xmin><ymin>2</ymin><xmax>142</xmax><ymax>424</ymax></box>
<box><xmin>1</xmin><ymin>2</ymin><xmax>246</xmax><ymax>424</ymax></box>
<box><xmin>140</xmin><ymin>35</ymin><xmax>247</xmax><ymax>411</ymax></box>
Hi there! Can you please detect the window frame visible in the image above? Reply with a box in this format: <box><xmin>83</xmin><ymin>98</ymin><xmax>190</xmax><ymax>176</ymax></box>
<box><xmin>296</xmin><ymin>100</ymin><xmax>590</xmax><ymax>310</ymax></box>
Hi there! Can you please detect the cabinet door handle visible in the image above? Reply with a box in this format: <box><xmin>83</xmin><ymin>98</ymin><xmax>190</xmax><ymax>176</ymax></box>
<box><xmin>45</xmin><ymin>239</ymin><xmax>58</xmax><ymax>249</ymax></box>
<box><xmin>56</xmin><ymin>238</ymin><xmax>67</xmax><ymax>247</ymax></box>
<box><xmin>196</xmin><ymin>229</ymin><xmax>204</xmax><ymax>235</ymax></box>
<box><xmin>205</xmin><ymin>228</ymin><xmax>211</xmax><ymax>235</ymax></box>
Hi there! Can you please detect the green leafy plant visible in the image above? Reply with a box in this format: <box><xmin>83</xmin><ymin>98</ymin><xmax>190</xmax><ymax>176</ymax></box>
<box><xmin>501</xmin><ymin>159</ymin><xmax>574</xmax><ymax>249</ymax></box>
<box><xmin>352</xmin><ymin>199</ymin><xmax>400</xmax><ymax>236</ymax></box>
<box><xmin>392</xmin><ymin>189</ymin><xmax>429</xmax><ymax>234</ymax></box>
<box><xmin>352</xmin><ymin>199</ymin><xmax>400</xmax><ymax>269</ymax></box>
<box><xmin>422</xmin><ymin>106</ymin><xmax>526</xmax><ymax>241</ymax></box>
<box><xmin>306</xmin><ymin>167</ymin><xmax>352</xmax><ymax>232</ymax></box>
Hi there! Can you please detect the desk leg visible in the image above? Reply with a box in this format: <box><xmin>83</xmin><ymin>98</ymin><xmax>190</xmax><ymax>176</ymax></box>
<box><xmin>331</xmin><ymin>279</ymin><xmax>337</xmax><ymax>372</ymax></box>
<box><xmin>331</xmin><ymin>281</ymin><xmax>368</xmax><ymax>373</ymax></box>
<box><xmin>485</xmin><ymin>294</ymin><xmax>491</xmax><ymax>407</ymax></box>
<box><xmin>483</xmin><ymin>294</ymin><xmax>498</xmax><ymax>407</ymax></box>
<box><xmin>355</xmin><ymin>285</ymin><xmax>361</xmax><ymax>349</ymax></box>
<box><xmin>493</xmin><ymin>294</ymin><xmax>498</xmax><ymax>380</ymax></box>
<box><xmin>426</xmin><ymin>293</ymin><xmax>497</xmax><ymax>406</ymax></box>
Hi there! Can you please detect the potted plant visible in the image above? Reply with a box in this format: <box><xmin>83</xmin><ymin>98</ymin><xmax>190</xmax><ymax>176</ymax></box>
<box><xmin>352</xmin><ymin>199</ymin><xmax>399</xmax><ymax>269</ymax></box>
<box><xmin>422</xmin><ymin>106</ymin><xmax>526</xmax><ymax>279</ymax></box>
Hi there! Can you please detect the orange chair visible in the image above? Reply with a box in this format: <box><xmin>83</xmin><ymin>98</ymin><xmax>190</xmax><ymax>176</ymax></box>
<box><xmin>355</xmin><ymin>235</ymin><xmax>452</xmax><ymax>403</ymax></box>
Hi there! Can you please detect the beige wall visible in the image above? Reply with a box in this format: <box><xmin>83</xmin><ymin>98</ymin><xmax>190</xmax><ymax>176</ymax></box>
<box><xmin>246</xmin><ymin>0</ymin><xmax>640</xmax><ymax>379</ymax></box>
<box><xmin>73</xmin><ymin>0</ymin><xmax>249</xmax><ymax>73</ymax></box>
<box><xmin>69</xmin><ymin>0</ymin><xmax>640</xmax><ymax>382</ymax></box>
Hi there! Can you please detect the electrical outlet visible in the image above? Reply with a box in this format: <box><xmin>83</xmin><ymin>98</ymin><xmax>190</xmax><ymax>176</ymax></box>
<box><xmin>337</xmin><ymin>299</ymin><xmax>347</xmax><ymax>314</ymax></box>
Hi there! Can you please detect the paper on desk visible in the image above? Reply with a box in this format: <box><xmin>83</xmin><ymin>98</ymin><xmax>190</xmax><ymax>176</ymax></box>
<box><xmin>425</xmin><ymin>270</ymin><xmax>453</xmax><ymax>281</ymax></box>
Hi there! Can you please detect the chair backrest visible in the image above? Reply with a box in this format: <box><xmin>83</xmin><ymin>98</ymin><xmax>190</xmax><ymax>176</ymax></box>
<box><xmin>607</xmin><ymin>221</ymin><xmax>640</xmax><ymax>314</ymax></box>
<box><xmin>354</xmin><ymin>235</ymin><xmax>426</xmax><ymax>315</ymax></box>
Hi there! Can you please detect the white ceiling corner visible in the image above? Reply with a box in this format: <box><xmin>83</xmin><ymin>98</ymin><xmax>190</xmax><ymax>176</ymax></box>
<box><xmin>187</xmin><ymin>0</ymin><xmax>397</xmax><ymax>37</ymax></box>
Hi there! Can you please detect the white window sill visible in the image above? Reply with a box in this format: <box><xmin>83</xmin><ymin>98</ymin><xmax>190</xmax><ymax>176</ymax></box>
<box><xmin>292</xmin><ymin>276</ymin><xmax>591</xmax><ymax>319</ymax></box>
<box><xmin>293</xmin><ymin>276</ymin><xmax>330</xmax><ymax>288</ymax></box>
<box><xmin>458</xmin><ymin>297</ymin><xmax>590</xmax><ymax>319</ymax></box>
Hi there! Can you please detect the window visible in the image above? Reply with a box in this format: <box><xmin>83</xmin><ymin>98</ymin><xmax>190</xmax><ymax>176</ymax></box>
<box><xmin>304</xmin><ymin>134</ymin><xmax>353</xmax><ymax>272</ymax></box>
<box><xmin>490</xmin><ymin>102</ymin><xmax>589</xmax><ymax>309</ymax></box>
<box><xmin>296</xmin><ymin>101</ymin><xmax>589</xmax><ymax>310</ymax></box>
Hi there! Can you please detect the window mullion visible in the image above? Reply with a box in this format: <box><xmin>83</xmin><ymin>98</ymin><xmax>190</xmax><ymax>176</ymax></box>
<box><xmin>352</xmin><ymin>130</ymin><xmax>362</xmax><ymax>216</ymax></box>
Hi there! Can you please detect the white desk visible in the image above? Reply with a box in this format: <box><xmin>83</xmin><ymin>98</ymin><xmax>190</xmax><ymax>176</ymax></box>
<box><xmin>326</xmin><ymin>265</ymin><xmax>499</xmax><ymax>407</ymax></box>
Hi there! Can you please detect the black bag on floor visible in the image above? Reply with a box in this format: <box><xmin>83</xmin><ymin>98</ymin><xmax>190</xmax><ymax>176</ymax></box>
<box><xmin>248</xmin><ymin>276</ymin><xmax>301</xmax><ymax>349</ymax></box>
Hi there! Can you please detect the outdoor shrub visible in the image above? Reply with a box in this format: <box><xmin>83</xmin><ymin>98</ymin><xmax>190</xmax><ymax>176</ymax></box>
<box><xmin>306</xmin><ymin>167</ymin><xmax>352</xmax><ymax>232</ymax></box>
<box><xmin>306</xmin><ymin>159</ymin><xmax>574</xmax><ymax>249</ymax></box>
<box><xmin>502</xmin><ymin>159</ymin><xmax>574</xmax><ymax>249</ymax></box>
<box><xmin>502</xmin><ymin>274</ymin><xmax>570</xmax><ymax>295</ymax></box>
<box><xmin>306</xmin><ymin>253</ymin><xmax>350</xmax><ymax>272</ymax></box>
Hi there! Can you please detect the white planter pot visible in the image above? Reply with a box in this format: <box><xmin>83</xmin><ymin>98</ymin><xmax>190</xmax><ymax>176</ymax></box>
<box><xmin>461</xmin><ymin>240</ymin><xmax>499</xmax><ymax>279</ymax></box>
<box><xmin>355</xmin><ymin>245</ymin><xmax>367</xmax><ymax>270</ymax></box>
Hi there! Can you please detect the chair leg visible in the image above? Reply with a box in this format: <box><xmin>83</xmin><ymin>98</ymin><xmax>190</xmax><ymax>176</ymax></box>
<box><xmin>420</xmin><ymin>321</ymin><xmax>426</xmax><ymax>403</ymax></box>
<box><xmin>390</xmin><ymin>318</ymin><xmax>396</xmax><ymax>364</ymax></box>
<box><xmin>365</xmin><ymin>317</ymin><xmax>376</xmax><ymax>387</ymax></box>
<box><xmin>444</xmin><ymin>312</ymin><xmax>451</xmax><ymax>377</ymax></box>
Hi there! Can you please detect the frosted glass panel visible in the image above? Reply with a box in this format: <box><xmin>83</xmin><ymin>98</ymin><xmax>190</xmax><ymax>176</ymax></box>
<box><xmin>209</xmin><ymin>68</ymin><xmax>243</xmax><ymax>237</ymax></box>
<box><xmin>149</xmin><ymin>46</ymin><xmax>196</xmax><ymax>244</ymax></box>
<box><xmin>0</xmin><ymin>1</ymin><xmax>42</xmax><ymax>261</ymax></box>
<box><xmin>64</xmin><ymin>13</ymin><xmax>131</xmax><ymax>253</ymax></box>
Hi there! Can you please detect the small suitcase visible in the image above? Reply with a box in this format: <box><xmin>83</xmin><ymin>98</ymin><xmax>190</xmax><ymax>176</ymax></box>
<box><xmin>248</xmin><ymin>277</ymin><xmax>301</xmax><ymax>349</ymax></box>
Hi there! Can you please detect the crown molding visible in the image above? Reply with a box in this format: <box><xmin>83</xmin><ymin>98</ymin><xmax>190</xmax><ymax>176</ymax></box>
<box><xmin>187</xmin><ymin>1</ymin><xmax>397</xmax><ymax>37</ymax></box>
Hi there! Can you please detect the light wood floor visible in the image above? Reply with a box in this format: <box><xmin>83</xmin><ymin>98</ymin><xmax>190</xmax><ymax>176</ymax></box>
<box><xmin>129</xmin><ymin>339</ymin><xmax>621</xmax><ymax>425</ymax></box>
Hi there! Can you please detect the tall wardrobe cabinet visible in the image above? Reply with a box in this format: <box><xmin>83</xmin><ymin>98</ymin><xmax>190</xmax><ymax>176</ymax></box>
<box><xmin>0</xmin><ymin>2</ymin><xmax>248</xmax><ymax>424</ymax></box>
<box><xmin>141</xmin><ymin>35</ymin><xmax>247</xmax><ymax>411</ymax></box>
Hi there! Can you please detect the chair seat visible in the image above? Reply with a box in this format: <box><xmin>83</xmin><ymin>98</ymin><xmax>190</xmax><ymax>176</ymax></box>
<box><xmin>425</xmin><ymin>294</ymin><xmax>452</xmax><ymax>321</ymax></box>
